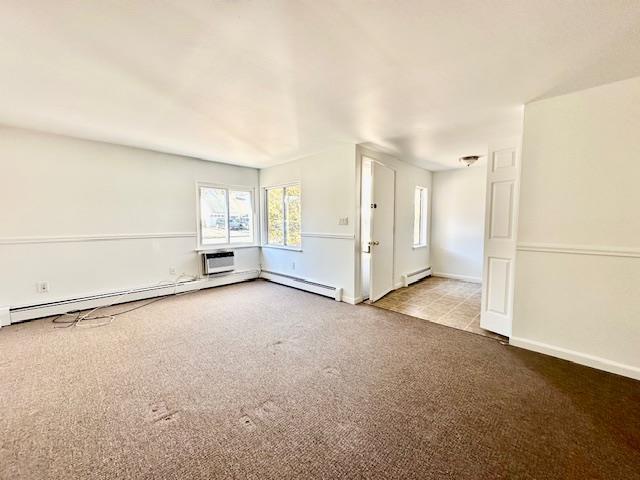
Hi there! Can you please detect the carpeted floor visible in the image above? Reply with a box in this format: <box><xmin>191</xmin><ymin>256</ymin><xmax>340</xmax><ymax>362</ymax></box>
<box><xmin>1</xmin><ymin>279</ymin><xmax>639</xmax><ymax>479</ymax></box>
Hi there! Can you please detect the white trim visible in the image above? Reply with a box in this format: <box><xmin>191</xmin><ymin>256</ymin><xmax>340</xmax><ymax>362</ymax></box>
<box><xmin>301</xmin><ymin>232</ymin><xmax>355</xmax><ymax>240</ymax></box>
<box><xmin>195</xmin><ymin>245</ymin><xmax>259</xmax><ymax>252</ymax></box>
<box><xmin>343</xmin><ymin>296</ymin><xmax>364</xmax><ymax>305</ymax></box>
<box><xmin>260</xmin><ymin>180</ymin><xmax>301</xmax><ymax>189</ymax></box>
<box><xmin>9</xmin><ymin>269</ymin><xmax>260</xmax><ymax>324</ymax></box>
<box><xmin>261</xmin><ymin>244</ymin><xmax>303</xmax><ymax>252</ymax></box>
<box><xmin>510</xmin><ymin>336</ymin><xmax>640</xmax><ymax>381</ymax></box>
<box><xmin>0</xmin><ymin>232</ymin><xmax>196</xmax><ymax>245</ymax></box>
<box><xmin>259</xmin><ymin>270</ymin><xmax>342</xmax><ymax>301</ymax></box>
<box><xmin>0</xmin><ymin>306</ymin><xmax>10</xmax><ymax>328</ymax></box>
<box><xmin>516</xmin><ymin>242</ymin><xmax>640</xmax><ymax>259</ymax></box>
<box><xmin>432</xmin><ymin>272</ymin><xmax>482</xmax><ymax>284</ymax></box>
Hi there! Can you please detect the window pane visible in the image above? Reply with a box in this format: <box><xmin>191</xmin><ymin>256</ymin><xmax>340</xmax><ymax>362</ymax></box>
<box><xmin>200</xmin><ymin>187</ymin><xmax>228</xmax><ymax>245</ymax></box>
<box><xmin>420</xmin><ymin>188</ymin><xmax>428</xmax><ymax>245</ymax></box>
<box><xmin>413</xmin><ymin>187</ymin><xmax>421</xmax><ymax>245</ymax></box>
<box><xmin>267</xmin><ymin>188</ymin><xmax>284</xmax><ymax>245</ymax></box>
<box><xmin>285</xmin><ymin>184</ymin><xmax>301</xmax><ymax>247</ymax></box>
<box><xmin>229</xmin><ymin>190</ymin><xmax>253</xmax><ymax>244</ymax></box>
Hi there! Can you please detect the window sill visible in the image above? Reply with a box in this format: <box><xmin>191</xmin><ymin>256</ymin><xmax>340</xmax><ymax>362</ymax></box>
<box><xmin>412</xmin><ymin>244</ymin><xmax>428</xmax><ymax>250</ymax></box>
<box><xmin>195</xmin><ymin>244</ymin><xmax>260</xmax><ymax>252</ymax></box>
<box><xmin>261</xmin><ymin>244</ymin><xmax>303</xmax><ymax>252</ymax></box>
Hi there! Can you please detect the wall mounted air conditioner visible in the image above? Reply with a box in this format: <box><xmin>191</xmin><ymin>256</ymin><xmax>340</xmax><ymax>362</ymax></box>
<box><xmin>202</xmin><ymin>251</ymin><xmax>235</xmax><ymax>275</ymax></box>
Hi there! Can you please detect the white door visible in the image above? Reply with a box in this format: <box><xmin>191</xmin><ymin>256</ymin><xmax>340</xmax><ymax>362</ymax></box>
<box><xmin>480</xmin><ymin>143</ymin><xmax>521</xmax><ymax>337</ymax></box>
<box><xmin>369</xmin><ymin>161</ymin><xmax>396</xmax><ymax>302</ymax></box>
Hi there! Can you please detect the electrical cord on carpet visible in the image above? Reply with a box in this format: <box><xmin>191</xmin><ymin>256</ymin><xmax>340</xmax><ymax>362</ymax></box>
<box><xmin>51</xmin><ymin>273</ymin><xmax>199</xmax><ymax>329</ymax></box>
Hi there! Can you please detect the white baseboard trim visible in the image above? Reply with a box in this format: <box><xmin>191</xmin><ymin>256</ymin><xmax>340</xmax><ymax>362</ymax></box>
<box><xmin>0</xmin><ymin>306</ymin><xmax>10</xmax><ymax>328</ymax></box>
<box><xmin>432</xmin><ymin>272</ymin><xmax>482</xmax><ymax>284</ymax></box>
<box><xmin>7</xmin><ymin>269</ymin><xmax>260</xmax><ymax>324</ymax></box>
<box><xmin>343</xmin><ymin>296</ymin><xmax>364</xmax><ymax>305</ymax></box>
<box><xmin>260</xmin><ymin>270</ymin><xmax>343</xmax><ymax>302</ymax></box>
<box><xmin>510</xmin><ymin>336</ymin><xmax>640</xmax><ymax>381</ymax></box>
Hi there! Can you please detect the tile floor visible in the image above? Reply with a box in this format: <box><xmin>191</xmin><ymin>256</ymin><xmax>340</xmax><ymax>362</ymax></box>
<box><xmin>372</xmin><ymin>276</ymin><xmax>505</xmax><ymax>340</ymax></box>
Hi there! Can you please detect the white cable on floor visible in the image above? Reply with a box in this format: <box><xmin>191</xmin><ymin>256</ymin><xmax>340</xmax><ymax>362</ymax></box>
<box><xmin>52</xmin><ymin>273</ymin><xmax>199</xmax><ymax>329</ymax></box>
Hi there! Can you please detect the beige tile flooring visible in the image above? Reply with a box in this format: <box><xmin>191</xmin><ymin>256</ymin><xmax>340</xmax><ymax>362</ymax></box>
<box><xmin>372</xmin><ymin>276</ymin><xmax>505</xmax><ymax>340</ymax></box>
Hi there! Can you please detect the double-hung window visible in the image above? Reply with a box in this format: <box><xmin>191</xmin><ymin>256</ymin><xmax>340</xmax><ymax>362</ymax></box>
<box><xmin>198</xmin><ymin>184</ymin><xmax>255</xmax><ymax>247</ymax></box>
<box><xmin>413</xmin><ymin>186</ymin><xmax>428</xmax><ymax>247</ymax></box>
<box><xmin>265</xmin><ymin>184</ymin><xmax>301</xmax><ymax>248</ymax></box>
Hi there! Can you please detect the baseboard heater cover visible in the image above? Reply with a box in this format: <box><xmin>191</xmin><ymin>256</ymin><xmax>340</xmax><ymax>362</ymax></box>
<box><xmin>7</xmin><ymin>269</ymin><xmax>260</xmax><ymax>324</ymax></box>
<box><xmin>260</xmin><ymin>270</ymin><xmax>343</xmax><ymax>301</ymax></box>
<box><xmin>401</xmin><ymin>267</ymin><xmax>432</xmax><ymax>287</ymax></box>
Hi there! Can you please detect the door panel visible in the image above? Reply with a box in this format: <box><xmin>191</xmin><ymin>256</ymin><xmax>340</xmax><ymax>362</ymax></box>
<box><xmin>369</xmin><ymin>161</ymin><xmax>395</xmax><ymax>302</ymax></box>
<box><xmin>486</xmin><ymin>257</ymin><xmax>511</xmax><ymax>314</ymax></box>
<box><xmin>481</xmin><ymin>144</ymin><xmax>520</xmax><ymax>337</ymax></box>
<box><xmin>489</xmin><ymin>181</ymin><xmax>514</xmax><ymax>239</ymax></box>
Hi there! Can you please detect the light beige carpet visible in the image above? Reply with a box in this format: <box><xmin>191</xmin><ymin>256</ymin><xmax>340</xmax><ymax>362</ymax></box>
<box><xmin>1</xmin><ymin>279</ymin><xmax>639</xmax><ymax>479</ymax></box>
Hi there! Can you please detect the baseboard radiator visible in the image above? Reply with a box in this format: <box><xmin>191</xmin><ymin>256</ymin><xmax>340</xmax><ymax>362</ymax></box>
<box><xmin>5</xmin><ymin>268</ymin><xmax>260</xmax><ymax>325</ymax></box>
<box><xmin>401</xmin><ymin>267</ymin><xmax>432</xmax><ymax>287</ymax></box>
<box><xmin>260</xmin><ymin>270</ymin><xmax>343</xmax><ymax>301</ymax></box>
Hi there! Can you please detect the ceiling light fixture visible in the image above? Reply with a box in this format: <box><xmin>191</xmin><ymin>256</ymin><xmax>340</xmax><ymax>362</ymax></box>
<box><xmin>459</xmin><ymin>155</ymin><xmax>480</xmax><ymax>167</ymax></box>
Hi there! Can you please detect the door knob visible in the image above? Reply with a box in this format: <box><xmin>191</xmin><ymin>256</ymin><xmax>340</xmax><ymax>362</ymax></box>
<box><xmin>369</xmin><ymin>240</ymin><xmax>380</xmax><ymax>246</ymax></box>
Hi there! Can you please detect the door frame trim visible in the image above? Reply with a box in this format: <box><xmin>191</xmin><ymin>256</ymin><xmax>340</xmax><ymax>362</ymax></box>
<box><xmin>355</xmin><ymin>146</ymin><xmax>398</xmax><ymax>303</ymax></box>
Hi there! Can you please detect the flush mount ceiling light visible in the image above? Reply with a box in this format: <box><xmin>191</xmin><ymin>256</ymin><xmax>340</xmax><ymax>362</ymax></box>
<box><xmin>459</xmin><ymin>155</ymin><xmax>480</xmax><ymax>167</ymax></box>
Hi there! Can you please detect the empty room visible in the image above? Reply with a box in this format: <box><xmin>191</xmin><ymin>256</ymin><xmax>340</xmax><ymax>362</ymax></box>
<box><xmin>1</xmin><ymin>1</ymin><xmax>639</xmax><ymax>479</ymax></box>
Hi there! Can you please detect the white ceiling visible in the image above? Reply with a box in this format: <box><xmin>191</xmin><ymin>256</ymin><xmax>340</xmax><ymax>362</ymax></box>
<box><xmin>1</xmin><ymin>1</ymin><xmax>640</xmax><ymax>170</ymax></box>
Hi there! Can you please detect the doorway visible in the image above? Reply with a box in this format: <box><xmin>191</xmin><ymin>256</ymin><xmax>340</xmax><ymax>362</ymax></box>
<box><xmin>358</xmin><ymin>141</ymin><xmax>520</xmax><ymax>341</ymax></box>
<box><xmin>360</xmin><ymin>156</ymin><xmax>395</xmax><ymax>302</ymax></box>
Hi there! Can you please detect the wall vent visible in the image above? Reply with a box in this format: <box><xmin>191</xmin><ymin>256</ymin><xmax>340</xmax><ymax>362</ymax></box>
<box><xmin>202</xmin><ymin>251</ymin><xmax>234</xmax><ymax>275</ymax></box>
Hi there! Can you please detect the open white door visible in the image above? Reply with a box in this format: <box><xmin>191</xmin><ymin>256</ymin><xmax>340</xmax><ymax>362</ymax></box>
<box><xmin>480</xmin><ymin>143</ymin><xmax>521</xmax><ymax>337</ymax></box>
<box><xmin>369</xmin><ymin>160</ymin><xmax>396</xmax><ymax>302</ymax></box>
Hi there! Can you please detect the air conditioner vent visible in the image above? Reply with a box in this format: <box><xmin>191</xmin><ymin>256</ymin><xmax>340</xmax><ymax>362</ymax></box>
<box><xmin>202</xmin><ymin>251</ymin><xmax>235</xmax><ymax>275</ymax></box>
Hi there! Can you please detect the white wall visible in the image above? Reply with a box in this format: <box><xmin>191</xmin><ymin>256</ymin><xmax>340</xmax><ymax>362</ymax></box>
<box><xmin>512</xmin><ymin>76</ymin><xmax>640</xmax><ymax>380</ymax></box>
<box><xmin>355</xmin><ymin>147</ymin><xmax>433</xmax><ymax>298</ymax></box>
<box><xmin>0</xmin><ymin>127</ymin><xmax>260</xmax><ymax>309</ymax></box>
<box><xmin>259</xmin><ymin>145</ymin><xmax>358</xmax><ymax>301</ymax></box>
<box><xmin>431</xmin><ymin>163</ymin><xmax>486</xmax><ymax>282</ymax></box>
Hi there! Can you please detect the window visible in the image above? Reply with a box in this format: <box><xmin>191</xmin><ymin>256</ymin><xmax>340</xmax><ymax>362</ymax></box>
<box><xmin>265</xmin><ymin>184</ymin><xmax>301</xmax><ymax>248</ymax></box>
<box><xmin>199</xmin><ymin>185</ymin><xmax>254</xmax><ymax>246</ymax></box>
<box><xmin>413</xmin><ymin>186</ymin><xmax>428</xmax><ymax>247</ymax></box>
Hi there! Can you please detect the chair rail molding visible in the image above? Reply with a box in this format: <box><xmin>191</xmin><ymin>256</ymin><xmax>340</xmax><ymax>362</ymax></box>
<box><xmin>0</xmin><ymin>232</ymin><xmax>197</xmax><ymax>245</ymax></box>
<box><xmin>516</xmin><ymin>242</ymin><xmax>640</xmax><ymax>259</ymax></box>
<box><xmin>300</xmin><ymin>232</ymin><xmax>355</xmax><ymax>240</ymax></box>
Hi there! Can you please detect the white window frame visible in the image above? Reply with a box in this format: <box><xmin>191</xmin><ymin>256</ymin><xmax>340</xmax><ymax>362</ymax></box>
<box><xmin>196</xmin><ymin>182</ymin><xmax>257</xmax><ymax>250</ymax></box>
<box><xmin>262</xmin><ymin>182</ymin><xmax>302</xmax><ymax>251</ymax></box>
<box><xmin>413</xmin><ymin>186</ymin><xmax>428</xmax><ymax>248</ymax></box>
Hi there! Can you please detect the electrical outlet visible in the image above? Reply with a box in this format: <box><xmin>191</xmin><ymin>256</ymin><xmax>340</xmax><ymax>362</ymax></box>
<box><xmin>338</xmin><ymin>217</ymin><xmax>349</xmax><ymax>226</ymax></box>
<box><xmin>291</xmin><ymin>261</ymin><xmax>296</xmax><ymax>271</ymax></box>
<box><xmin>169</xmin><ymin>267</ymin><xmax>176</xmax><ymax>275</ymax></box>
<box><xmin>36</xmin><ymin>281</ymin><xmax>49</xmax><ymax>293</ymax></box>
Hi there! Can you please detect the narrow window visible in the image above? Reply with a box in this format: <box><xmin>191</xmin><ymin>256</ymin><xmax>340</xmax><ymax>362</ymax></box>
<box><xmin>229</xmin><ymin>190</ymin><xmax>254</xmax><ymax>244</ymax></box>
<box><xmin>200</xmin><ymin>186</ymin><xmax>228</xmax><ymax>245</ymax></box>
<box><xmin>265</xmin><ymin>184</ymin><xmax>302</xmax><ymax>248</ymax></box>
<box><xmin>413</xmin><ymin>186</ymin><xmax>428</xmax><ymax>247</ymax></box>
